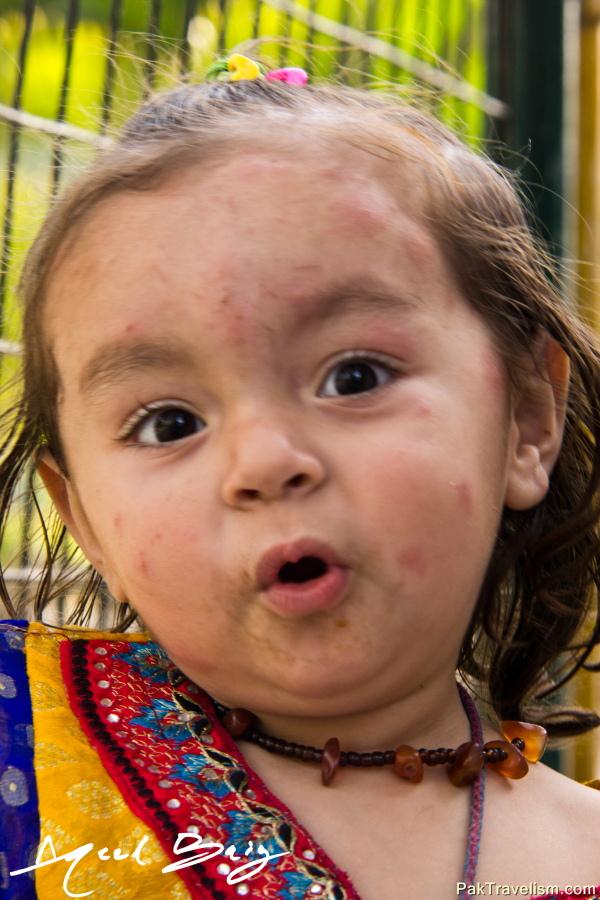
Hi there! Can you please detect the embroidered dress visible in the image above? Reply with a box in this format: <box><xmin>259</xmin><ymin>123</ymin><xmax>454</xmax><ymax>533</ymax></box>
<box><xmin>0</xmin><ymin>620</ymin><xmax>598</xmax><ymax>899</ymax></box>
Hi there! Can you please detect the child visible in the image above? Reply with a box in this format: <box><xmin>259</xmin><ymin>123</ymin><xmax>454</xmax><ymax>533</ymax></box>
<box><xmin>1</xmin><ymin>52</ymin><xmax>600</xmax><ymax>899</ymax></box>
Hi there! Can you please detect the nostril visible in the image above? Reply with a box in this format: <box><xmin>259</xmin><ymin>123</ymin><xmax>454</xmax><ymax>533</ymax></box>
<box><xmin>278</xmin><ymin>556</ymin><xmax>328</xmax><ymax>584</ymax></box>
<box><xmin>287</xmin><ymin>473</ymin><xmax>307</xmax><ymax>488</ymax></box>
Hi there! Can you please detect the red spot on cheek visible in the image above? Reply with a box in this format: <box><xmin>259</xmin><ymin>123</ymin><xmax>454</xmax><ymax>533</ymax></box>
<box><xmin>152</xmin><ymin>531</ymin><xmax>163</xmax><ymax>544</ymax></box>
<box><xmin>453</xmin><ymin>481</ymin><xmax>473</xmax><ymax>514</ymax></box>
<box><xmin>137</xmin><ymin>552</ymin><xmax>149</xmax><ymax>576</ymax></box>
<box><xmin>397</xmin><ymin>544</ymin><xmax>427</xmax><ymax>578</ymax></box>
<box><xmin>481</xmin><ymin>351</ymin><xmax>507</xmax><ymax>397</ymax></box>
<box><xmin>113</xmin><ymin>514</ymin><xmax>122</xmax><ymax>530</ymax></box>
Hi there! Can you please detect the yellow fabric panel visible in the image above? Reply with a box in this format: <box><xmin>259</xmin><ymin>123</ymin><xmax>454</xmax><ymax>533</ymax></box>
<box><xmin>25</xmin><ymin>622</ymin><xmax>191</xmax><ymax>899</ymax></box>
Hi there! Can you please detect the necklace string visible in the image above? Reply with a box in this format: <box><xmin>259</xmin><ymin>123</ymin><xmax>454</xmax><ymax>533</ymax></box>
<box><xmin>457</xmin><ymin>683</ymin><xmax>485</xmax><ymax>891</ymax></box>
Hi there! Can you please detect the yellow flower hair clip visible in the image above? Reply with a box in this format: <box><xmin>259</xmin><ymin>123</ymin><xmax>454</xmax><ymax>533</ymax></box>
<box><xmin>205</xmin><ymin>54</ymin><xmax>308</xmax><ymax>86</ymax></box>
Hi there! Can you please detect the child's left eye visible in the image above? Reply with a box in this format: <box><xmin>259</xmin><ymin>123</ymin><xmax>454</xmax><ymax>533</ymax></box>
<box><xmin>319</xmin><ymin>354</ymin><xmax>397</xmax><ymax>398</ymax></box>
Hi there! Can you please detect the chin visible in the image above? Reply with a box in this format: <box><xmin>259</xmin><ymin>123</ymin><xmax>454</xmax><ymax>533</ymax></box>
<box><xmin>267</xmin><ymin>660</ymin><xmax>374</xmax><ymax>703</ymax></box>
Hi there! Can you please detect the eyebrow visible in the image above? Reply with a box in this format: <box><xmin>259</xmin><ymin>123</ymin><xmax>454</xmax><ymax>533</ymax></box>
<box><xmin>294</xmin><ymin>276</ymin><xmax>422</xmax><ymax>326</ymax></box>
<box><xmin>78</xmin><ymin>339</ymin><xmax>196</xmax><ymax>398</ymax></box>
<box><xmin>77</xmin><ymin>277</ymin><xmax>419</xmax><ymax>398</ymax></box>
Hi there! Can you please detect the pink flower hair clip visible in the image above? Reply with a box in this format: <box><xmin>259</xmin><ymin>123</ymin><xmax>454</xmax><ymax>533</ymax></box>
<box><xmin>205</xmin><ymin>54</ymin><xmax>309</xmax><ymax>86</ymax></box>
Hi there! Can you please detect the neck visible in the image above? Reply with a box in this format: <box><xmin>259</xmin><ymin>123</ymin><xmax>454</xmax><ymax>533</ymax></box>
<box><xmin>214</xmin><ymin>675</ymin><xmax>479</xmax><ymax>751</ymax></box>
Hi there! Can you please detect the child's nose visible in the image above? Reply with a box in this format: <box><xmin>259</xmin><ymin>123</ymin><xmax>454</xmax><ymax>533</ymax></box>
<box><xmin>220</xmin><ymin>417</ymin><xmax>326</xmax><ymax>508</ymax></box>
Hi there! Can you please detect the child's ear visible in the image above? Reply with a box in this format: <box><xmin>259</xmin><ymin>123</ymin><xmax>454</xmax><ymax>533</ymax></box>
<box><xmin>37</xmin><ymin>449</ymin><xmax>127</xmax><ymax>602</ymax></box>
<box><xmin>504</xmin><ymin>332</ymin><xmax>570</xmax><ymax>511</ymax></box>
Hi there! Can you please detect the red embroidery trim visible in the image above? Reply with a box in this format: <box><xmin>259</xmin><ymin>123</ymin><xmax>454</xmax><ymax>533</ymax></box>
<box><xmin>61</xmin><ymin>635</ymin><xmax>361</xmax><ymax>899</ymax></box>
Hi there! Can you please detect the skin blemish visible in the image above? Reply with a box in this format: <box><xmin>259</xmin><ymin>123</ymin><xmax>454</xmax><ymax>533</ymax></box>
<box><xmin>113</xmin><ymin>513</ymin><xmax>122</xmax><ymax>529</ymax></box>
<box><xmin>480</xmin><ymin>348</ymin><xmax>507</xmax><ymax>396</ymax></box>
<box><xmin>450</xmin><ymin>480</ymin><xmax>473</xmax><ymax>515</ymax></box>
<box><xmin>335</xmin><ymin>618</ymin><xmax>349</xmax><ymax>628</ymax></box>
<box><xmin>327</xmin><ymin>186</ymin><xmax>396</xmax><ymax>238</ymax></box>
<box><xmin>136</xmin><ymin>551</ymin><xmax>149</xmax><ymax>576</ymax></box>
<box><xmin>397</xmin><ymin>545</ymin><xmax>427</xmax><ymax>578</ymax></box>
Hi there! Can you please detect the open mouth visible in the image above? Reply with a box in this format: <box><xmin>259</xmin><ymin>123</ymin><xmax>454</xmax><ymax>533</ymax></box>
<box><xmin>277</xmin><ymin>556</ymin><xmax>329</xmax><ymax>584</ymax></box>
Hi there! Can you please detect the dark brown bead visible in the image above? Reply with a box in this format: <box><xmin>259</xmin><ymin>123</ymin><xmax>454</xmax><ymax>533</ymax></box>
<box><xmin>322</xmin><ymin>737</ymin><xmax>341</xmax><ymax>786</ymax></box>
<box><xmin>484</xmin><ymin>739</ymin><xmax>528</xmax><ymax>779</ymax></box>
<box><xmin>372</xmin><ymin>752</ymin><xmax>386</xmax><ymax>766</ymax></box>
<box><xmin>393</xmin><ymin>745</ymin><xmax>424</xmax><ymax>783</ymax></box>
<box><xmin>361</xmin><ymin>753</ymin><xmax>374</xmax><ymax>767</ymax></box>
<box><xmin>221</xmin><ymin>708</ymin><xmax>257</xmax><ymax>738</ymax></box>
<box><xmin>447</xmin><ymin>741</ymin><xmax>483</xmax><ymax>787</ymax></box>
<box><xmin>347</xmin><ymin>752</ymin><xmax>361</xmax><ymax>766</ymax></box>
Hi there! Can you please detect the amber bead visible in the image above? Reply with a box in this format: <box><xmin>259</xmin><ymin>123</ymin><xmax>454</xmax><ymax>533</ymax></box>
<box><xmin>393</xmin><ymin>745</ymin><xmax>424</xmax><ymax>783</ymax></box>
<box><xmin>321</xmin><ymin>737</ymin><xmax>341</xmax><ymax>786</ymax></box>
<box><xmin>447</xmin><ymin>741</ymin><xmax>483</xmax><ymax>787</ymax></box>
<box><xmin>221</xmin><ymin>707</ymin><xmax>256</xmax><ymax>738</ymax></box>
<box><xmin>500</xmin><ymin>720</ymin><xmax>548</xmax><ymax>763</ymax></box>
<box><xmin>484</xmin><ymin>739</ymin><xmax>528</xmax><ymax>779</ymax></box>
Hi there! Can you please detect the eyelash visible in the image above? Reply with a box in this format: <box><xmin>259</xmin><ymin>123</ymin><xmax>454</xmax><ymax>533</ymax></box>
<box><xmin>118</xmin><ymin>350</ymin><xmax>401</xmax><ymax>443</ymax></box>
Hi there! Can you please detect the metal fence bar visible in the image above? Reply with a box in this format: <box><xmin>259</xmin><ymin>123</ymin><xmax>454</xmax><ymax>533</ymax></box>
<box><xmin>101</xmin><ymin>0</ymin><xmax>123</xmax><ymax>134</ymax></box>
<box><xmin>178</xmin><ymin>0</ymin><xmax>198</xmax><ymax>73</ymax></box>
<box><xmin>0</xmin><ymin>0</ymin><xmax>36</xmax><ymax>326</ymax></box>
<box><xmin>0</xmin><ymin>339</ymin><xmax>21</xmax><ymax>356</ymax></box>
<box><xmin>51</xmin><ymin>0</ymin><xmax>81</xmax><ymax>194</ymax></box>
<box><xmin>217</xmin><ymin>0</ymin><xmax>227</xmax><ymax>61</ymax></box>
<box><xmin>0</xmin><ymin>103</ymin><xmax>112</xmax><ymax>148</ymax></box>
<box><xmin>144</xmin><ymin>0</ymin><xmax>163</xmax><ymax>93</ymax></box>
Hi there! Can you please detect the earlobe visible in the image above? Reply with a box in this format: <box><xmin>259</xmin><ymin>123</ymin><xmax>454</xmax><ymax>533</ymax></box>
<box><xmin>504</xmin><ymin>334</ymin><xmax>570</xmax><ymax>511</ymax></box>
<box><xmin>37</xmin><ymin>448</ymin><xmax>129</xmax><ymax>603</ymax></box>
<box><xmin>37</xmin><ymin>448</ymin><xmax>106</xmax><ymax>578</ymax></box>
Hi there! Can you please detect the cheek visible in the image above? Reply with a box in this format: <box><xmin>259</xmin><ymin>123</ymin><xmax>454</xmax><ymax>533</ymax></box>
<box><xmin>355</xmin><ymin>439</ymin><xmax>485</xmax><ymax>579</ymax></box>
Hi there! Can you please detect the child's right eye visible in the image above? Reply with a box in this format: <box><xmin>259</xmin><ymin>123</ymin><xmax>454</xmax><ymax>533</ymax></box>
<box><xmin>127</xmin><ymin>406</ymin><xmax>205</xmax><ymax>446</ymax></box>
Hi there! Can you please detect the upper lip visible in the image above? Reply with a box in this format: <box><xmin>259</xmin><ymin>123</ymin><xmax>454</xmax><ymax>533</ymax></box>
<box><xmin>255</xmin><ymin>537</ymin><xmax>344</xmax><ymax>590</ymax></box>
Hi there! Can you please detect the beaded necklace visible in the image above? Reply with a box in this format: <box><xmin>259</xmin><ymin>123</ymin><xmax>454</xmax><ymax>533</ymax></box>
<box><xmin>212</xmin><ymin>683</ymin><xmax>548</xmax><ymax>895</ymax></box>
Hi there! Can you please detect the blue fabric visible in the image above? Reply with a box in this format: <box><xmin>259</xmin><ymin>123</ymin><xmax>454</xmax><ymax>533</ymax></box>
<box><xmin>0</xmin><ymin>620</ymin><xmax>38</xmax><ymax>899</ymax></box>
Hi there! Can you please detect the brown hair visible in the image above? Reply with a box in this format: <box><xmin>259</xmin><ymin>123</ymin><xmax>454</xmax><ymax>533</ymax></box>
<box><xmin>1</xmin><ymin>75</ymin><xmax>599</xmax><ymax>736</ymax></box>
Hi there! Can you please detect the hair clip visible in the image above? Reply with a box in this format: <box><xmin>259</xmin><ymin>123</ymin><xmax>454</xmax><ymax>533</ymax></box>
<box><xmin>205</xmin><ymin>54</ymin><xmax>308</xmax><ymax>85</ymax></box>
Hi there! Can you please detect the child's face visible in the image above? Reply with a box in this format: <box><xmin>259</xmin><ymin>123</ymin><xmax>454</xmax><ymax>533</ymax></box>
<box><xmin>43</xmin><ymin>148</ymin><xmax>528</xmax><ymax>715</ymax></box>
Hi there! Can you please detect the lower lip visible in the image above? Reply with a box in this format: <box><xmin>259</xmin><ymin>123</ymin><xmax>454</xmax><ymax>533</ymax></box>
<box><xmin>260</xmin><ymin>566</ymin><xmax>350</xmax><ymax>619</ymax></box>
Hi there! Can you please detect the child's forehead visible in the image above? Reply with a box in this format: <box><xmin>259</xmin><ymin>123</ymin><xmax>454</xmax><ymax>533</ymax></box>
<box><xmin>45</xmin><ymin>145</ymin><xmax>444</xmax><ymax>353</ymax></box>
<box><xmin>54</xmin><ymin>145</ymin><xmax>425</xmax><ymax>270</ymax></box>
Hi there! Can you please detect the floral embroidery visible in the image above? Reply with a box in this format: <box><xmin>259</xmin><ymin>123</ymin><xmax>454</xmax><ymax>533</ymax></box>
<box><xmin>113</xmin><ymin>643</ymin><xmax>173</xmax><ymax>683</ymax></box>
<box><xmin>130</xmin><ymin>698</ymin><xmax>201</xmax><ymax>743</ymax></box>
<box><xmin>170</xmin><ymin>754</ymin><xmax>233</xmax><ymax>797</ymax></box>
